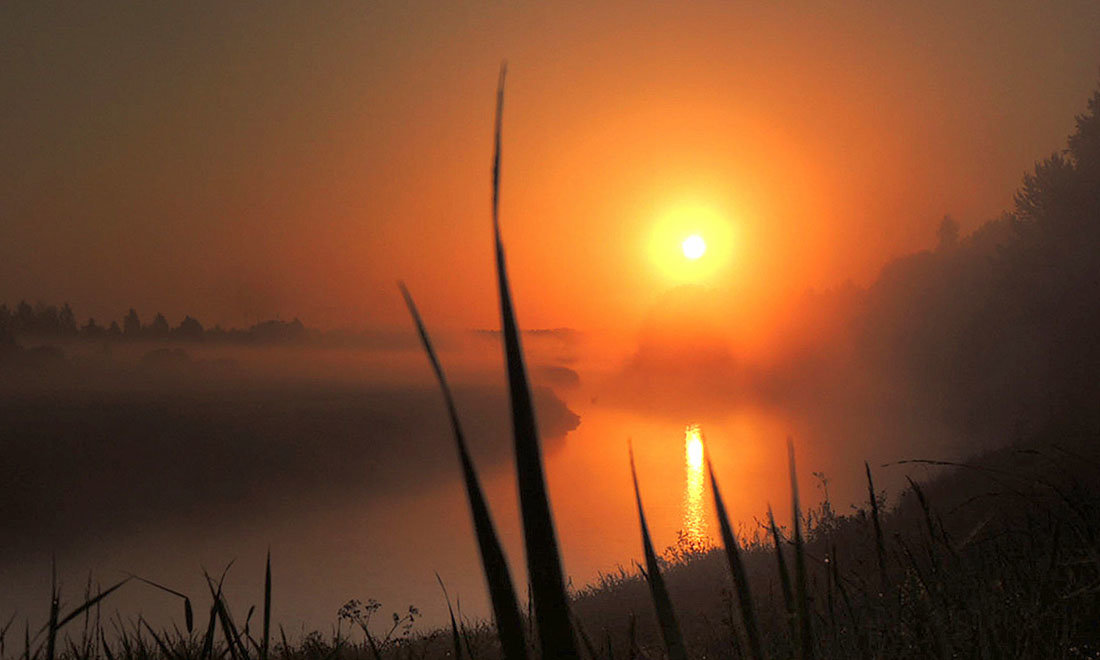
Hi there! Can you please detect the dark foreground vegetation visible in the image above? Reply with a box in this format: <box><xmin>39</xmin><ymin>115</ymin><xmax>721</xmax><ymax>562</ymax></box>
<box><xmin>4</xmin><ymin>434</ymin><xmax>1097</xmax><ymax>659</ymax></box>
<box><xmin>6</xmin><ymin>74</ymin><xmax>1100</xmax><ymax>659</ymax></box>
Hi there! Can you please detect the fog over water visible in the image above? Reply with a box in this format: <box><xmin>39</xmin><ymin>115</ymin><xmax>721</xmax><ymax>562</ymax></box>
<box><xmin>0</xmin><ymin>337</ymin><xmax>587</xmax><ymax>631</ymax></box>
<box><xmin>1</xmin><ymin>291</ymin><xmax>1008</xmax><ymax>632</ymax></box>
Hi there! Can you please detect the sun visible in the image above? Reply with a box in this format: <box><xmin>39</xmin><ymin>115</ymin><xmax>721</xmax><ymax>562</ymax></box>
<box><xmin>647</xmin><ymin>200</ymin><xmax>735</xmax><ymax>284</ymax></box>
<box><xmin>682</xmin><ymin>234</ymin><xmax>706</xmax><ymax>260</ymax></box>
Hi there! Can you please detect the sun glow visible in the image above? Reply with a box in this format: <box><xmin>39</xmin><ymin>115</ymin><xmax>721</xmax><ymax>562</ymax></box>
<box><xmin>648</xmin><ymin>201</ymin><xmax>735</xmax><ymax>285</ymax></box>
<box><xmin>683</xmin><ymin>424</ymin><xmax>707</xmax><ymax>545</ymax></box>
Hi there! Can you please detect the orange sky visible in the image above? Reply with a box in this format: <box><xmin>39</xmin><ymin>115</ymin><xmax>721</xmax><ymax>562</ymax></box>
<box><xmin>3</xmin><ymin>1</ymin><xmax>1099</xmax><ymax>344</ymax></box>
<box><xmin>4</xmin><ymin>5</ymin><xmax>1100</xmax><ymax>627</ymax></box>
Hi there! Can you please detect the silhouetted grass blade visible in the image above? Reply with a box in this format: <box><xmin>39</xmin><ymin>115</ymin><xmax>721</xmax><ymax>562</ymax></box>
<box><xmin>46</xmin><ymin>560</ymin><xmax>58</xmax><ymax>660</ymax></box>
<box><xmin>128</xmin><ymin>575</ymin><xmax>192</xmax><ymax>634</ymax></box>
<box><xmin>628</xmin><ymin>443</ymin><xmax>687</xmax><ymax>660</ymax></box>
<box><xmin>707</xmin><ymin>458</ymin><xmax>764</xmax><ymax>660</ymax></box>
<box><xmin>262</xmin><ymin>551</ymin><xmax>271</xmax><ymax>660</ymax></box>
<box><xmin>244</xmin><ymin>606</ymin><xmax>256</xmax><ymax>651</ymax></box>
<box><xmin>767</xmin><ymin>506</ymin><xmax>796</xmax><ymax>644</ymax></box>
<box><xmin>279</xmin><ymin>626</ymin><xmax>290</xmax><ymax>660</ymax></box>
<box><xmin>627</xmin><ymin>612</ymin><xmax>638</xmax><ymax>660</ymax></box>
<box><xmin>492</xmin><ymin>64</ymin><xmax>505</xmax><ymax>234</ymax></box>
<box><xmin>140</xmin><ymin>618</ymin><xmax>175</xmax><ymax>660</ymax></box>
<box><xmin>435</xmin><ymin>574</ymin><xmax>463</xmax><ymax>660</ymax></box>
<box><xmin>864</xmin><ymin>462</ymin><xmax>888</xmax><ymax>592</ymax></box>
<box><xmin>490</xmin><ymin>65</ymin><xmax>578</xmax><ymax>658</ymax></box>
<box><xmin>571</xmin><ymin>613</ymin><xmax>599</xmax><ymax>660</ymax></box>
<box><xmin>58</xmin><ymin>578</ymin><xmax>130</xmax><ymax>631</ymax></box>
<box><xmin>906</xmin><ymin>477</ymin><xmax>938</xmax><ymax>549</ymax></box>
<box><xmin>788</xmin><ymin>439</ymin><xmax>815</xmax><ymax>660</ymax></box>
<box><xmin>1</xmin><ymin>612</ymin><xmax>15</xmax><ymax>659</ymax></box>
<box><xmin>201</xmin><ymin>602</ymin><xmax>217</xmax><ymax>660</ymax></box>
<box><xmin>399</xmin><ymin>283</ymin><xmax>527</xmax><ymax>660</ymax></box>
<box><xmin>203</xmin><ymin>572</ymin><xmax>249</xmax><ymax>660</ymax></box>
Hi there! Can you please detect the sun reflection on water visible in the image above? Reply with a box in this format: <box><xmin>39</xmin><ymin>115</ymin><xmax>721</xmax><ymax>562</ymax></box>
<box><xmin>683</xmin><ymin>424</ymin><xmax>707</xmax><ymax>545</ymax></box>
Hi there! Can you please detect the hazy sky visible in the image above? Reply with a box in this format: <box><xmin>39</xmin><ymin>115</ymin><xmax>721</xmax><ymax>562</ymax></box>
<box><xmin>5</xmin><ymin>4</ymin><xmax>1100</xmax><ymax>631</ymax></box>
<box><xmin>3</xmin><ymin>1</ymin><xmax>1099</xmax><ymax>337</ymax></box>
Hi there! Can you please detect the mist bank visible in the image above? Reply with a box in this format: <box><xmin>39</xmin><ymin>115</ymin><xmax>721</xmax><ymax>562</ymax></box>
<box><xmin>0</xmin><ymin>343</ymin><xmax>581</xmax><ymax>562</ymax></box>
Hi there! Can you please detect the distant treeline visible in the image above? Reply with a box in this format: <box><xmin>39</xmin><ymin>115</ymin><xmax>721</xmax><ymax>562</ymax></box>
<box><xmin>796</xmin><ymin>87</ymin><xmax>1100</xmax><ymax>439</ymax></box>
<box><xmin>0</xmin><ymin>303</ymin><xmax>311</xmax><ymax>344</ymax></box>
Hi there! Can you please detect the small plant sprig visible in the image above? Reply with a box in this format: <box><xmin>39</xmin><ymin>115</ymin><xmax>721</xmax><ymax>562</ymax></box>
<box><xmin>337</xmin><ymin>599</ymin><xmax>419</xmax><ymax>659</ymax></box>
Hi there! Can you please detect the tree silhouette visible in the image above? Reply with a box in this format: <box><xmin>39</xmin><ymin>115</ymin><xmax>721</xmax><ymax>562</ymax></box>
<box><xmin>34</xmin><ymin>303</ymin><xmax>60</xmax><ymax>334</ymax></box>
<box><xmin>81</xmin><ymin>318</ymin><xmax>104</xmax><ymax>339</ymax></box>
<box><xmin>936</xmin><ymin>215</ymin><xmax>959</xmax><ymax>251</ymax></box>
<box><xmin>847</xmin><ymin>83</ymin><xmax>1100</xmax><ymax>439</ymax></box>
<box><xmin>148</xmin><ymin>313</ymin><xmax>170</xmax><ymax>339</ymax></box>
<box><xmin>173</xmin><ymin>316</ymin><xmax>204</xmax><ymax>341</ymax></box>
<box><xmin>59</xmin><ymin>303</ymin><xmax>77</xmax><ymax>335</ymax></box>
<box><xmin>1003</xmin><ymin>86</ymin><xmax>1100</xmax><ymax>416</ymax></box>
<box><xmin>15</xmin><ymin>301</ymin><xmax>32</xmax><ymax>332</ymax></box>
<box><xmin>123</xmin><ymin>308</ymin><xmax>141</xmax><ymax>338</ymax></box>
<box><xmin>0</xmin><ymin>306</ymin><xmax>14</xmax><ymax>349</ymax></box>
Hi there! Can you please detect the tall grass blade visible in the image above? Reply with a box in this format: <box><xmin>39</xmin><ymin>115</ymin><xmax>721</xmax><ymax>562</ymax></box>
<box><xmin>80</xmin><ymin>575</ymin><xmax>92</xmax><ymax>655</ymax></box>
<box><xmin>628</xmin><ymin>443</ymin><xmax>687</xmax><ymax>660</ymax></box>
<box><xmin>626</xmin><ymin>613</ymin><xmax>638</xmax><ymax>660</ymax></box>
<box><xmin>906</xmin><ymin>477</ymin><xmax>938</xmax><ymax>557</ymax></box>
<box><xmin>203</xmin><ymin>573</ymin><xmax>249</xmax><ymax>660</ymax></box>
<box><xmin>201</xmin><ymin>559</ymin><xmax>235</xmax><ymax>660</ymax></box>
<box><xmin>864</xmin><ymin>462</ymin><xmax>888</xmax><ymax>593</ymax></box>
<box><xmin>435</xmin><ymin>573</ymin><xmax>463</xmax><ymax>660</ymax></box>
<box><xmin>2</xmin><ymin>611</ymin><xmax>17</xmax><ymax>658</ymax></box>
<box><xmin>279</xmin><ymin>626</ymin><xmax>291</xmax><ymax>660</ymax></box>
<box><xmin>455</xmin><ymin>598</ymin><xmax>478</xmax><ymax>660</ymax></box>
<box><xmin>200</xmin><ymin>602</ymin><xmax>218</xmax><ymax>660</ymax></box>
<box><xmin>98</xmin><ymin>628</ymin><xmax>114</xmax><ymax>660</ymax></box>
<box><xmin>767</xmin><ymin>505</ymin><xmax>795</xmax><ymax>638</ymax></box>
<box><xmin>56</xmin><ymin>578</ymin><xmax>130</xmax><ymax>632</ymax></box>
<box><xmin>707</xmin><ymin>458</ymin><xmax>765</xmax><ymax>660</ymax></box>
<box><xmin>571</xmin><ymin>613</ymin><xmax>599</xmax><ymax>660</ymax></box>
<box><xmin>128</xmin><ymin>575</ymin><xmax>193</xmax><ymax>634</ymax></box>
<box><xmin>399</xmin><ymin>284</ymin><xmax>527</xmax><ymax>660</ymax></box>
<box><xmin>788</xmin><ymin>438</ymin><xmax>815</xmax><ymax>660</ymax></box>
<box><xmin>824</xmin><ymin>545</ymin><xmax>836</xmax><ymax>638</ymax></box>
<box><xmin>46</xmin><ymin>560</ymin><xmax>58</xmax><ymax>660</ymax></box>
<box><xmin>262</xmin><ymin>551</ymin><xmax>271</xmax><ymax>660</ymax></box>
<box><xmin>244</xmin><ymin>606</ymin><xmax>256</xmax><ymax>649</ymax></box>
<box><xmin>206</xmin><ymin>588</ymin><xmax>240</xmax><ymax>660</ymax></box>
<box><xmin>140</xmin><ymin>618</ymin><xmax>176</xmax><ymax>660</ymax></box>
<box><xmin>111</xmin><ymin>615</ymin><xmax>130</xmax><ymax>659</ymax></box>
<box><xmin>63</xmin><ymin>636</ymin><xmax>79</xmax><ymax>660</ymax></box>
<box><xmin>490</xmin><ymin>64</ymin><xmax>577</xmax><ymax>658</ymax></box>
<box><xmin>830</xmin><ymin>546</ymin><xmax>869</xmax><ymax>660</ymax></box>
<box><xmin>170</xmin><ymin>621</ymin><xmax>185</xmax><ymax>646</ymax></box>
